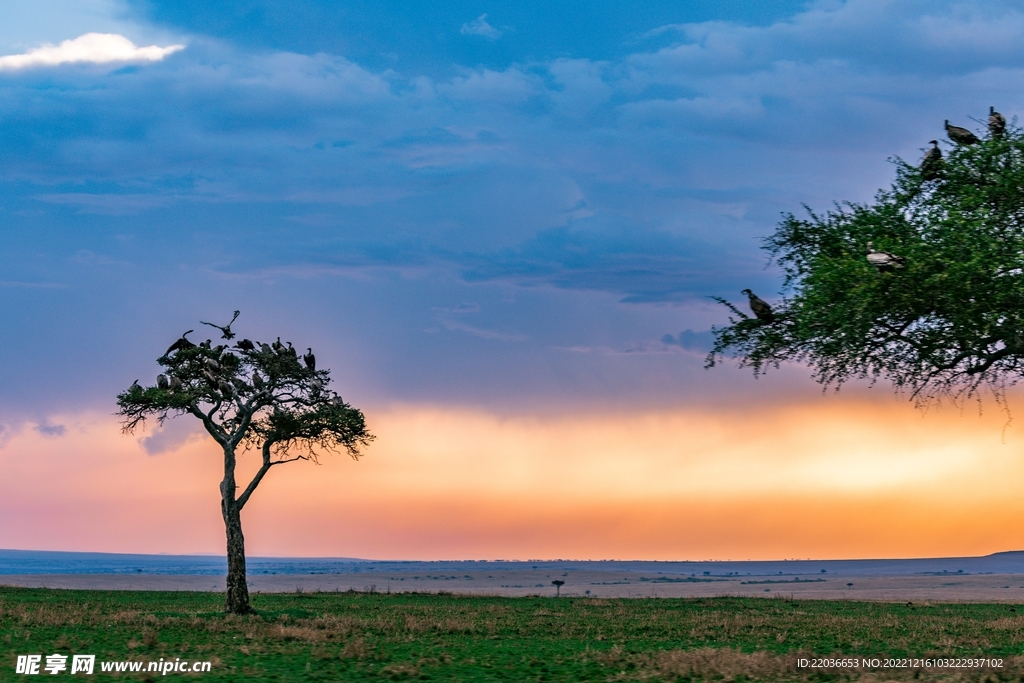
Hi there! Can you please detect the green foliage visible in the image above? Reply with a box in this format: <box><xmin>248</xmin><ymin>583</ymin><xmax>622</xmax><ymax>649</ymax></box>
<box><xmin>3</xmin><ymin>588</ymin><xmax>1023</xmax><ymax>681</ymax></box>
<box><xmin>116</xmin><ymin>335</ymin><xmax>372</xmax><ymax>462</ymax></box>
<box><xmin>710</xmin><ymin>123</ymin><xmax>1024</xmax><ymax>404</ymax></box>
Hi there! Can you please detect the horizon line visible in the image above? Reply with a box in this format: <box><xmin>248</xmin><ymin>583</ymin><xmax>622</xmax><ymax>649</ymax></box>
<box><xmin>3</xmin><ymin>548</ymin><xmax>1023</xmax><ymax>564</ymax></box>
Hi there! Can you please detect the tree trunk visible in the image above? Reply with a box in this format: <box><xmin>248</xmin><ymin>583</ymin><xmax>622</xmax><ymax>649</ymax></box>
<box><xmin>221</xmin><ymin>447</ymin><xmax>251</xmax><ymax>614</ymax></box>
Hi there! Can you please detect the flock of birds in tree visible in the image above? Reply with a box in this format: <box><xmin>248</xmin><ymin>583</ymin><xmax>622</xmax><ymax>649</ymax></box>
<box><xmin>134</xmin><ymin>311</ymin><xmax>322</xmax><ymax>400</ymax></box>
<box><xmin>740</xmin><ymin>107</ymin><xmax>1007</xmax><ymax>324</ymax></box>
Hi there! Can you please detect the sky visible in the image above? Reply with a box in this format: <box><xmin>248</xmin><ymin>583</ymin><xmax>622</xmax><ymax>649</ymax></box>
<box><xmin>2</xmin><ymin>0</ymin><xmax>1024</xmax><ymax>560</ymax></box>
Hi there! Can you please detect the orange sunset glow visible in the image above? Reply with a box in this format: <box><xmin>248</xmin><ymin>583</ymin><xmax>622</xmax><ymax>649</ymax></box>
<box><xmin>4</xmin><ymin>395</ymin><xmax>1024</xmax><ymax>561</ymax></box>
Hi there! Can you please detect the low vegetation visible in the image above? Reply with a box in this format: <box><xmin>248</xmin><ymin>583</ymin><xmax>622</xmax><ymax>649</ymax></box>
<box><xmin>2</xmin><ymin>587</ymin><xmax>1023</xmax><ymax>681</ymax></box>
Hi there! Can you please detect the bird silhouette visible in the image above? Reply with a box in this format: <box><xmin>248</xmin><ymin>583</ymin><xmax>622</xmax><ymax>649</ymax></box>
<box><xmin>165</xmin><ymin>331</ymin><xmax>195</xmax><ymax>356</ymax></box>
<box><xmin>989</xmin><ymin>106</ymin><xmax>1006</xmax><ymax>139</ymax></box>
<box><xmin>920</xmin><ymin>140</ymin><xmax>943</xmax><ymax>180</ymax></box>
<box><xmin>741</xmin><ymin>289</ymin><xmax>775</xmax><ymax>323</ymax></box>
<box><xmin>157</xmin><ymin>374</ymin><xmax>170</xmax><ymax>390</ymax></box>
<box><xmin>236</xmin><ymin>339</ymin><xmax>255</xmax><ymax>352</ymax></box>
<box><xmin>303</xmin><ymin>348</ymin><xmax>316</xmax><ymax>371</ymax></box>
<box><xmin>200</xmin><ymin>311</ymin><xmax>240</xmax><ymax>340</ymax></box>
<box><xmin>945</xmin><ymin>120</ymin><xmax>979</xmax><ymax>145</ymax></box>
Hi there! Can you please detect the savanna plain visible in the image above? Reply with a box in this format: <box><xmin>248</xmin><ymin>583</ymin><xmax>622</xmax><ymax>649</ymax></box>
<box><xmin>4</xmin><ymin>588</ymin><xmax>1024</xmax><ymax>681</ymax></box>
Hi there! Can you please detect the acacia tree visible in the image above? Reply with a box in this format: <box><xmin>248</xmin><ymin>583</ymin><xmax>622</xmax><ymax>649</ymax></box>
<box><xmin>117</xmin><ymin>324</ymin><xmax>373</xmax><ymax>614</ymax></box>
<box><xmin>709</xmin><ymin>119</ymin><xmax>1024</xmax><ymax>406</ymax></box>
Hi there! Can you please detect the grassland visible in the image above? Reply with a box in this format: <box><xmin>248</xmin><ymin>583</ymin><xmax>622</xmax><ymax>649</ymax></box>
<box><xmin>2</xmin><ymin>587</ymin><xmax>1024</xmax><ymax>681</ymax></box>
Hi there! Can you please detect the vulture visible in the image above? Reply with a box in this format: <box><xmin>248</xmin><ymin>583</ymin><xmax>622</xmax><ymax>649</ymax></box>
<box><xmin>203</xmin><ymin>369</ymin><xmax>219</xmax><ymax>388</ymax></box>
<box><xmin>236</xmin><ymin>339</ymin><xmax>256</xmax><ymax>352</ymax></box>
<box><xmin>205</xmin><ymin>357</ymin><xmax>221</xmax><ymax>372</ymax></box>
<box><xmin>217</xmin><ymin>380</ymin><xmax>234</xmax><ymax>396</ymax></box>
<box><xmin>331</xmin><ymin>396</ymin><xmax>345</xmax><ymax>408</ymax></box>
<box><xmin>866</xmin><ymin>242</ymin><xmax>906</xmax><ymax>273</ymax></box>
<box><xmin>945</xmin><ymin>120</ymin><xmax>979</xmax><ymax>146</ymax></box>
<box><xmin>130</xmin><ymin>379</ymin><xmax>141</xmax><ymax>392</ymax></box>
<box><xmin>920</xmin><ymin>140</ymin><xmax>943</xmax><ymax>180</ymax></box>
<box><xmin>260</xmin><ymin>342</ymin><xmax>273</xmax><ymax>355</ymax></box>
<box><xmin>272</xmin><ymin>337</ymin><xmax>285</xmax><ymax>353</ymax></box>
<box><xmin>157</xmin><ymin>374</ymin><xmax>170</xmax><ymax>390</ymax></box>
<box><xmin>199</xmin><ymin>339</ymin><xmax>212</xmax><ymax>350</ymax></box>
<box><xmin>741</xmin><ymin>289</ymin><xmax>775</xmax><ymax>323</ymax></box>
<box><xmin>165</xmin><ymin>331</ymin><xmax>195</xmax><ymax>356</ymax></box>
<box><xmin>303</xmin><ymin>348</ymin><xmax>316</xmax><ymax>371</ymax></box>
<box><xmin>200</xmin><ymin>310</ymin><xmax>240</xmax><ymax>340</ymax></box>
<box><xmin>169</xmin><ymin>375</ymin><xmax>183</xmax><ymax>391</ymax></box>
<box><xmin>252</xmin><ymin>373</ymin><xmax>265</xmax><ymax>390</ymax></box>
<box><xmin>286</xmin><ymin>341</ymin><xmax>297</xmax><ymax>357</ymax></box>
<box><xmin>989</xmin><ymin>106</ymin><xmax>1006</xmax><ymax>139</ymax></box>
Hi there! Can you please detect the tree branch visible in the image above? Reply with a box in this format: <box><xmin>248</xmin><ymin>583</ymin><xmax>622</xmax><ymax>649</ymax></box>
<box><xmin>189</xmin><ymin>402</ymin><xmax>228</xmax><ymax>445</ymax></box>
<box><xmin>236</xmin><ymin>439</ymin><xmax>276</xmax><ymax>510</ymax></box>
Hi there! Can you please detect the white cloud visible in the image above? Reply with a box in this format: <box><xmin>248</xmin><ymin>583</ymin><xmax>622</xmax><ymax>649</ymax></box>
<box><xmin>0</xmin><ymin>32</ymin><xmax>184</xmax><ymax>71</ymax></box>
<box><xmin>0</xmin><ymin>0</ymin><xmax>132</xmax><ymax>53</ymax></box>
<box><xmin>460</xmin><ymin>14</ymin><xmax>502</xmax><ymax>40</ymax></box>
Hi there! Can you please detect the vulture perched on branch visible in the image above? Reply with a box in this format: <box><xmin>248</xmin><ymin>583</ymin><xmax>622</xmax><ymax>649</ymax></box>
<box><xmin>304</xmin><ymin>349</ymin><xmax>316</xmax><ymax>371</ymax></box>
<box><xmin>741</xmin><ymin>289</ymin><xmax>775</xmax><ymax>323</ymax></box>
<box><xmin>920</xmin><ymin>140</ymin><xmax>943</xmax><ymax>180</ymax></box>
<box><xmin>866</xmin><ymin>242</ymin><xmax>906</xmax><ymax>273</ymax></box>
<box><xmin>989</xmin><ymin>106</ymin><xmax>1006</xmax><ymax>139</ymax></box>
<box><xmin>157</xmin><ymin>374</ymin><xmax>170</xmax><ymax>390</ymax></box>
<box><xmin>236</xmin><ymin>339</ymin><xmax>255</xmax><ymax>351</ymax></box>
<box><xmin>165</xmin><ymin>331</ymin><xmax>195</xmax><ymax>356</ymax></box>
<box><xmin>945</xmin><ymin>120</ymin><xmax>979</xmax><ymax>146</ymax></box>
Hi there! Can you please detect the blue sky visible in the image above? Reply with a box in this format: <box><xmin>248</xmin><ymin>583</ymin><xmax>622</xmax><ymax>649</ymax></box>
<box><xmin>2</xmin><ymin>0</ymin><xmax>1024</xmax><ymax>424</ymax></box>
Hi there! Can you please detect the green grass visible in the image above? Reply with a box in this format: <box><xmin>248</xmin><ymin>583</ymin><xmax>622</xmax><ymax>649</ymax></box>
<box><xmin>3</xmin><ymin>587</ymin><xmax>1024</xmax><ymax>681</ymax></box>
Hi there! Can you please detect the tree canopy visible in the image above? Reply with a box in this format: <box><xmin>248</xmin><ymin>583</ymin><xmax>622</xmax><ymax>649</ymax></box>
<box><xmin>709</xmin><ymin>121</ymin><xmax>1024</xmax><ymax>406</ymax></box>
<box><xmin>118</xmin><ymin>339</ymin><xmax>372</xmax><ymax>480</ymax></box>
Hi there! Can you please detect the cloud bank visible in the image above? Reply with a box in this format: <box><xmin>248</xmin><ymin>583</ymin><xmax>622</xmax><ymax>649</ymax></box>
<box><xmin>2</xmin><ymin>0</ymin><xmax>1024</xmax><ymax>417</ymax></box>
<box><xmin>4</xmin><ymin>402</ymin><xmax>1023</xmax><ymax>559</ymax></box>
<box><xmin>0</xmin><ymin>32</ymin><xmax>183</xmax><ymax>70</ymax></box>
